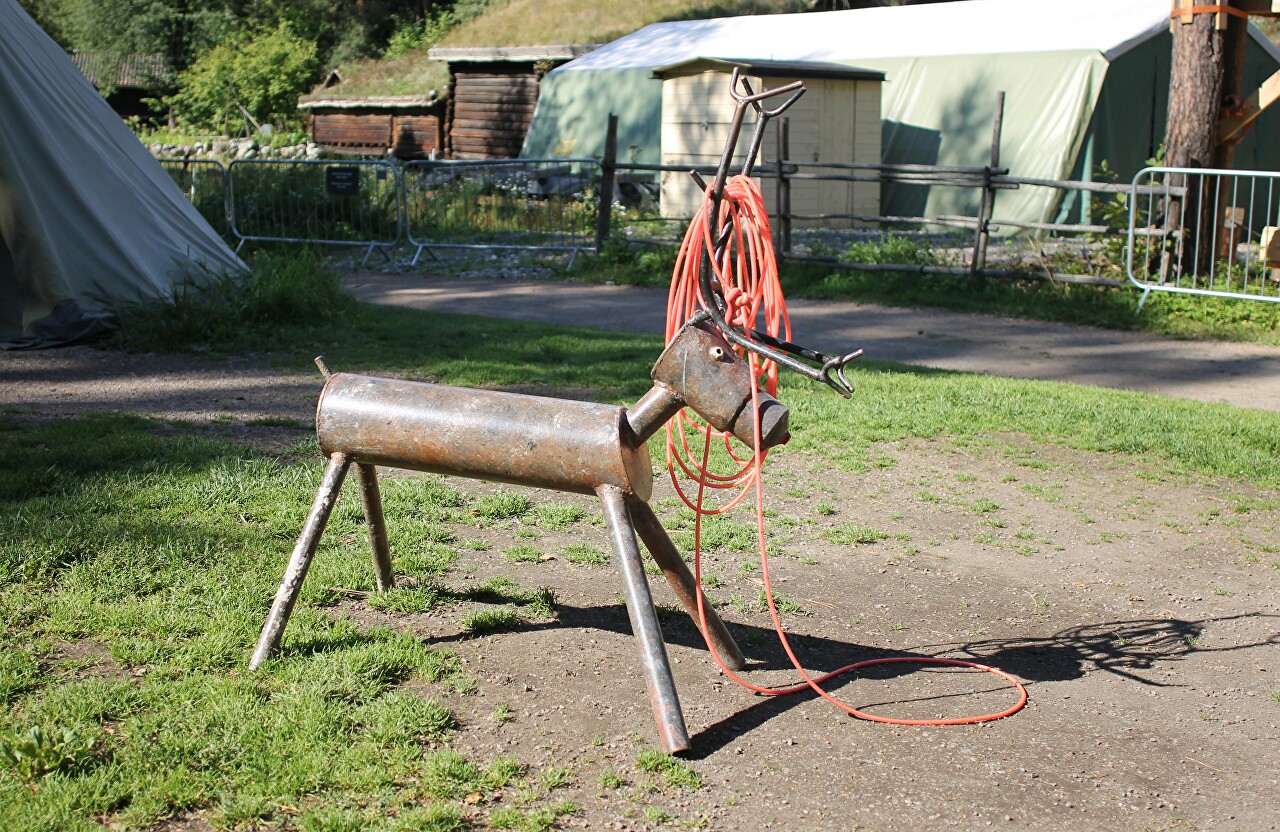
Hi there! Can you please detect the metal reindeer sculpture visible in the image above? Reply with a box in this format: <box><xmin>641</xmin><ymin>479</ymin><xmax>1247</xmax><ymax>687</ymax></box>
<box><xmin>249</xmin><ymin>73</ymin><xmax>861</xmax><ymax>753</ymax></box>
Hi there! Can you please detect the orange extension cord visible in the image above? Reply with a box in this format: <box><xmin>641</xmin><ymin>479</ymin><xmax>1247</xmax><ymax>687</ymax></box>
<box><xmin>666</xmin><ymin>175</ymin><xmax>1028</xmax><ymax>725</ymax></box>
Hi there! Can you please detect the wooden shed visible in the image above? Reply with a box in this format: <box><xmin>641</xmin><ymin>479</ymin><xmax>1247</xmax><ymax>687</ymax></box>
<box><xmin>429</xmin><ymin>45</ymin><xmax>597</xmax><ymax>160</ymax></box>
<box><xmin>654</xmin><ymin>58</ymin><xmax>884</xmax><ymax>227</ymax></box>
<box><xmin>70</xmin><ymin>51</ymin><xmax>172</xmax><ymax>123</ymax></box>
<box><xmin>297</xmin><ymin>95</ymin><xmax>445</xmax><ymax>158</ymax></box>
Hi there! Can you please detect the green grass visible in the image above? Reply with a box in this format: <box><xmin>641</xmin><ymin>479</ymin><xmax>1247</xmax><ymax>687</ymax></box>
<box><xmin>822</xmin><ymin>524</ymin><xmax>890</xmax><ymax>546</ymax></box>
<box><xmin>111</xmin><ymin>249</ymin><xmax>357</xmax><ymax>354</ymax></box>
<box><xmin>0</xmin><ymin>414</ymin><xmax>584</xmax><ymax>830</ymax></box>
<box><xmin>473</xmin><ymin>492</ymin><xmax>534</xmax><ymax>521</ymax></box>
<box><xmin>420</xmin><ymin>749</ymin><xmax>525</xmax><ymax>798</ymax></box>
<box><xmin>504</xmin><ymin>544</ymin><xmax>543</xmax><ymax>564</ymax></box>
<box><xmin>539</xmin><ymin>766</ymin><xmax>575</xmax><ymax>790</ymax></box>
<box><xmin>562</xmin><ymin>544</ymin><xmax>609</xmax><ymax>566</ymax></box>
<box><xmin>779</xmin><ymin>238</ymin><xmax>1280</xmax><ymax>345</ymax></box>
<box><xmin>439</xmin><ymin>0</ymin><xmax>806</xmax><ymax>48</ymax></box>
<box><xmin>460</xmin><ymin>606</ymin><xmax>525</xmax><ymax>634</ymax></box>
<box><xmin>634</xmin><ymin>748</ymin><xmax>702</xmax><ymax>791</ymax></box>
<box><xmin>110</xmin><ymin>256</ymin><xmax>658</xmax><ymax>399</ymax></box>
<box><xmin>112</xmin><ymin>256</ymin><xmax>1280</xmax><ymax>493</ymax></box>
<box><xmin>597</xmin><ymin>767</ymin><xmax>627</xmax><ymax>789</ymax></box>
<box><xmin>579</xmin><ymin>234</ymin><xmax>1280</xmax><ymax>344</ymax></box>
<box><xmin>535</xmin><ymin>501</ymin><xmax>587</xmax><ymax>530</ymax></box>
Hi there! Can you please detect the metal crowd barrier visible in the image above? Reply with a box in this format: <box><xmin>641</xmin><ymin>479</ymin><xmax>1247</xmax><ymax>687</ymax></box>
<box><xmin>401</xmin><ymin>158</ymin><xmax>600</xmax><ymax>266</ymax></box>
<box><xmin>159</xmin><ymin>158</ymin><xmax>230</xmax><ymax>238</ymax></box>
<box><xmin>227</xmin><ymin>159</ymin><xmax>402</xmax><ymax>265</ymax></box>
<box><xmin>1128</xmin><ymin>166</ymin><xmax>1280</xmax><ymax>311</ymax></box>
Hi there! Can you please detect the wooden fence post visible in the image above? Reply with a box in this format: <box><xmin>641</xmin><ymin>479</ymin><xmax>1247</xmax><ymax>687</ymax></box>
<box><xmin>776</xmin><ymin>117</ymin><xmax>792</xmax><ymax>258</ymax></box>
<box><xmin>972</xmin><ymin>91</ymin><xmax>1005</xmax><ymax>274</ymax></box>
<box><xmin>595</xmin><ymin>113</ymin><xmax>618</xmax><ymax>252</ymax></box>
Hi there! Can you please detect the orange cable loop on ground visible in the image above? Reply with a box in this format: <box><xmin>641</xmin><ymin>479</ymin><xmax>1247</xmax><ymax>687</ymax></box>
<box><xmin>665</xmin><ymin>175</ymin><xmax>1028</xmax><ymax>725</ymax></box>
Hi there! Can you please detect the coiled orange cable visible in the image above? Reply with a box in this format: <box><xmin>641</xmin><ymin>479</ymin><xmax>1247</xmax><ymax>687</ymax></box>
<box><xmin>665</xmin><ymin>176</ymin><xmax>1028</xmax><ymax>725</ymax></box>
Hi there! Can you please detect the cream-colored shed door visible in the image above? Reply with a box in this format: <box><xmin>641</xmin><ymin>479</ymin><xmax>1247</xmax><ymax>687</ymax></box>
<box><xmin>661</xmin><ymin>72</ymin><xmax>881</xmax><ymax>227</ymax></box>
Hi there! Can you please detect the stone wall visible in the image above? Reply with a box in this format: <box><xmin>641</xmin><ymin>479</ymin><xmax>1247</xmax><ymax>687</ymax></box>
<box><xmin>148</xmin><ymin>137</ymin><xmax>321</xmax><ymax>161</ymax></box>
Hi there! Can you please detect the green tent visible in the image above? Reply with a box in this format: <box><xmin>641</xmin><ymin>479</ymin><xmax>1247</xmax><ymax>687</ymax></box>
<box><xmin>522</xmin><ymin>0</ymin><xmax>1280</xmax><ymax>230</ymax></box>
<box><xmin>1</xmin><ymin>0</ymin><xmax>244</xmax><ymax>349</ymax></box>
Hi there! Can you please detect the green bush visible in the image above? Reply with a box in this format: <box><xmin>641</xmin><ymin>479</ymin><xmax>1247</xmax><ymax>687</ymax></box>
<box><xmin>112</xmin><ymin>249</ymin><xmax>353</xmax><ymax>352</ymax></box>
<box><xmin>571</xmin><ymin>233</ymin><xmax>677</xmax><ymax>287</ymax></box>
<box><xmin>840</xmin><ymin>234</ymin><xmax>937</xmax><ymax>267</ymax></box>
<box><xmin>167</xmin><ymin>24</ymin><xmax>317</xmax><ymax>133</ymax></box>
<box><xmin>383</xmin><ymin>11</ymin><xmax>454</xmax><ymax>60</ymax></box>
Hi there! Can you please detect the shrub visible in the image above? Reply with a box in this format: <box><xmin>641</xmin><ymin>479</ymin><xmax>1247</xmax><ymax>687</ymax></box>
<box><xmin>167</xmin><ymin>24</ymin><xmax>317</xmax><ymax>133</ymax></box>
<box><xmin>383</xmin><ymin>12</ymin><xmax>454</xmax><ymax>61</ymax></box>
<box><xmin>840</xmin><ymin>234</ymin><xmax>937</xmax><ymax>267</ymax></box>
<box><xmin>112</xmin><ymin>249</ymin><xmax>353</xmax><ymax>352</ymax></box>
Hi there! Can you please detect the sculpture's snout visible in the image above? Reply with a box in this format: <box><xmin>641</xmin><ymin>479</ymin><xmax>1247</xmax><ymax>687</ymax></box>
<box><xmin>649</xmin><ymin>321</ymin><xmax>791</xmax><ymax>450</ymax></box>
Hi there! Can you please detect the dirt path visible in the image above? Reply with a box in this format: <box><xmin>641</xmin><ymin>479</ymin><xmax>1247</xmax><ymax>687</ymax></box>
<box><xmin>1</xmin><ymin>287</ymin><xmax>1278</xmax><ymax>831</ymax></box>
<box><xmin>346</xmin><ymin>272</ymin><xmax>1280</xmax><ymax>412</ymax></box>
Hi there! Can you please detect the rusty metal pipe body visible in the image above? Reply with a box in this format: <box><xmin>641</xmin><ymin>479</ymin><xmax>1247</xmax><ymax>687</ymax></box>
<box><xmin>318</xmin><ymin>375</ymin><xmax>653</xmax><ymax>500</ymax></box>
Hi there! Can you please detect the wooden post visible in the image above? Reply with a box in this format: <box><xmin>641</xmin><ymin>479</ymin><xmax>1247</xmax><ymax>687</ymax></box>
<box><xmin>972</xmin><ymin>91</ymin><xmax>1005</xmax><ymax>274</ymax></box>
<box><xmin>595</xmin><ymin>113</ymin><xmax>618</xmax><ymax>252</ymax></box>
<box><xmin>777</xmin><ymin>117</ymin><xmax>792</xmax><ymax>258</ymax></box>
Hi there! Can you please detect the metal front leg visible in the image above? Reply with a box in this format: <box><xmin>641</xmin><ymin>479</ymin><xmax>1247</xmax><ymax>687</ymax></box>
<box><xmin>626</xmin><ymin>496</ymin><xmax>747</xmax><ymax>672</ymax></box>
<box><xmin>597</xmin><ymin>485</ymin><xmax>691</xmax><ymax>754</ymax></box>
<box><xmin>355</xmin><ymin>462</ymin><xmax>395</xmax><ymax>592</ymax></box>
<box><xmin>249</xmin><ymin>452</ymin><xmax>351</xmax><ymax>670</ymax></box>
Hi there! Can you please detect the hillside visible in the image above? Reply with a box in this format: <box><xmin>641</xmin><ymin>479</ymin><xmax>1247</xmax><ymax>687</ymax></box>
<box><xmin>439</xmin><ymin>0</ymin><xmax>809</xmax><ymax>47</ymax></box>
<box><xmin>309</xmin><ymin>0</ymin><xmax>809</xmax><ymax>100</ymax></box>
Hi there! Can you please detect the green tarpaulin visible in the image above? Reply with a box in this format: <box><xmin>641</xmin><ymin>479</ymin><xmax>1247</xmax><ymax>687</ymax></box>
<box><xmin>523</xmin><ymin>0</ymin><xmax>1280</xmax><ymax>231</ymax></box>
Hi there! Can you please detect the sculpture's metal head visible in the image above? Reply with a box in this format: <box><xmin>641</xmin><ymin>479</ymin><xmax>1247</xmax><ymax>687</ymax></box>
<box><xmin>652</xmin><ymin>320</ymin><xmax>790</xmax><ymax>450</ymax></box>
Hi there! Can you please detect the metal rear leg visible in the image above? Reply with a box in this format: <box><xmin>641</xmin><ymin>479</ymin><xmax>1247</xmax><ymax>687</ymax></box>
<box><xmin>356</xmin><ymin>462</ymin><xmax>395</xmax><ymax>591</ymax></box>
<box><xmin>626</xmin><ymin>496</ymin><xmax>747</xmax><ymax>671</ymax></box>
<box><xmin>598</xmin><ymin>485</ymin><xmax>691</xmax><ymax>754</ymax></box>
<box><xmin>250</xmin><ymin>453</ymin><xmax>351</xmax><ymax>670</ymax></box>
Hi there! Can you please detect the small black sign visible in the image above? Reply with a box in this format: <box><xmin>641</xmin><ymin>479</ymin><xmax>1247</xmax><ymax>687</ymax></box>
<box><xmin>326</xmin><ymin>166</ymin><xmax>360</xmax><ymax>196</ymax></box>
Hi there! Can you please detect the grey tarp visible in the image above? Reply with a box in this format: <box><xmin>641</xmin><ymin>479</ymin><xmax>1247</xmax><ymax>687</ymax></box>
<box><xmin>0</xmin><ymin>0</ymin><xmax>244</xmax><ymax>349</ymax></box>
<box><xmin>521</xmin><ymin>0</ymin><xmax>1280</xmax><ymax>230</ymax></box>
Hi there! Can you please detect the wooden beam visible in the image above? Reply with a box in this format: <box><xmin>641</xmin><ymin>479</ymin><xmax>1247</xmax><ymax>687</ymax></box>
<box><xmin>1232</xmin><ymin>0</ymin><xmax>1280</xmax><ymax>15</ymax></box>
<box><xmin>1172</xmin><ymin>0</ymin><xmax>1193</xmax><ymax>29</ymax></box>
<box><xmin>1218</xmin><ymin>66</ymin><xmax>1280</xmax><ymax>142</ymax></box>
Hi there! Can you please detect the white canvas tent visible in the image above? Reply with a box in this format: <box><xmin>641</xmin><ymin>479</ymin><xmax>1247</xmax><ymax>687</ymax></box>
<box><xmin>523</xmin><ymin>0</ymin><xmax>1280</xmax><ymax>229</ymax></box>
<box><xmin>0</xmin><ymin>0</ymin><xmax>244</xmax><ymax>349</ymax></box>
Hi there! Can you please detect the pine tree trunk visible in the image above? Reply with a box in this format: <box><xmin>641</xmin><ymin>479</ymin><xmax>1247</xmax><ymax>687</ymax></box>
<box><xmin>1213</xmin><ymin>16</ymin><xmax>1250</xmax><ymax>171</ymax></box>
<box><xmin>1164</xmin><ymin>13</ymin><xmax>1245</xmax><ymax>277</ymax></box>
<box><xmin>1166</xmin><ymin>15</ymin><xmax>1227</xmax><ymax>169</ymax></box>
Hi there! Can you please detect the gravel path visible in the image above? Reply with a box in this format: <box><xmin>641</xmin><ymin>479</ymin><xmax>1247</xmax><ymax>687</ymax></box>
<box><xmin>3</xmin><ymin>273</ymin><xmax>1277</xmax><ymax>427</ymax></box>
<box><xmin>346</xmin><ymin>272</ymin><xmax>1280</xmax><ymax>412</ymax></box>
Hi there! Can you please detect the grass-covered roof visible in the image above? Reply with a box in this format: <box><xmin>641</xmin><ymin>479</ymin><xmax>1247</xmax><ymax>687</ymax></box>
<box><xmin>305</xmin><ymin>0</ymin><xmax>808</xmax><ymax>101</ymax></box>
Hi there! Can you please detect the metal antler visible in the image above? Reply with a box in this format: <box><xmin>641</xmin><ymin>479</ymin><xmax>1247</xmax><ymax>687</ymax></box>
<box><xmin>694</xmin><ymin>68</ymin><xmax>862</xmax><ymax>398</ymax></box>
